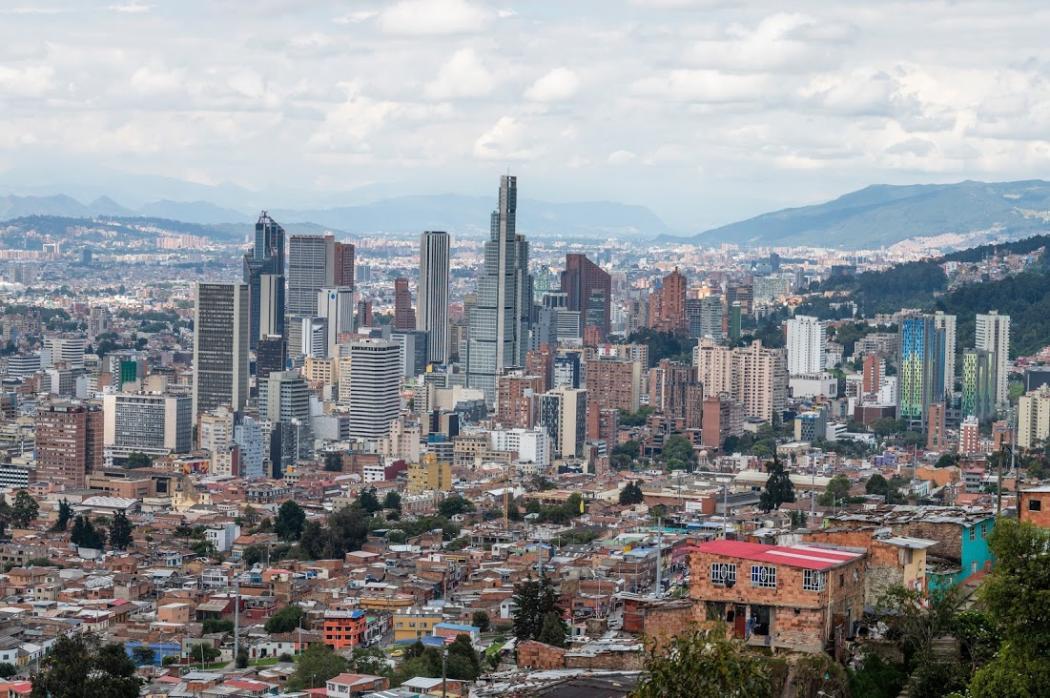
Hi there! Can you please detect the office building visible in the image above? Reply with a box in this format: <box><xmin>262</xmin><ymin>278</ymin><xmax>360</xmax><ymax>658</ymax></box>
<box><xmin>786</xmin><ymin>315</ymin><xmax>826</xmax><ymax>376</ymax></box>
<box><xmin>728</xmin><ymin>302</ymin><xmax>742</xmax><ymax>342</ymax></box>
<box><xmin>35</xmin><ymin>401</ymin><xmax>103</xmax><ymax>490</ymax></box>
<box><xmin>287</xmin><ymin>234</ymin><xmax>335</xmax><ymax>317</ymax></box>
<box><xmin>898</xmin><ymin>314</ymin><xmax>946</xmax><ymax>427</ymax></box>
<box><xmin>102</xmin><ymin>392</ymin><xmax>192</xmax><ymax>462</ymax></box>
<box><xmin>348</xmin><ymin>339</ymin><xmax>402</xmax><ymax>440</ymax></box>
<box><xmin>553</xmin><ymin>353</ymin><xmax>581</xmax><ymax>389</ymax></box>
<box><xmin>317</xmin><ymin>287</ymin><xmax>354</xmax><ymax>357</ymax></box>
<box><xmin>262</xmin><ymin>370</ymin><xmax>312</xmax><ymax>459</ymax></box>
<box><xmin>192</xmin><ymin>283</ymin><xmax>249</xmax><ymax>423</ymax></box>
<box><xmin>256</xmin><ymin>335</ymin><xmax>286</xmax><ymax>382</ymax></box>
<box><xmin>393</xmin><ymin>277</ymin><xmax>416</xmax><ymax>331</ymax></box>
<box><xmin>975</xmin><ymin>311</ymin><xmax>1010</xmax><ymax>407</ymax></box>
<box><xmin>392</xmin><ymin>329</ymin><xmax>429</xmax><ymax>378</ymax></box>
<box><xmin>699</xmin><ymin>295</ymin><xmax>724</xmax><ymax>343</ymax></box>
<box><xmin>961</xmin><ymin>348</ymin><xmax>997</xmax><ymax>420</ymax></box>
<box><xmin>417</xmin><ymin>230</ymin><xmax>450</xmax><ymax>364</ymax></box>
<box><xmin>243</xmin><ymin>212</ymin><xmax>286</xmax><ymax>348</ymax></box>
<box><xmin>467</xmin><ymin>175</ymin><xmax>532</xmax><ymax>404</ymax></box>
<box><xmin>539</xmin><ymin>387</ymin><xmax>587</xmax><ymax>459</ymax></box>
<box><xmin>42</xmin><ymin>335</ymin><xmax>85</xmax><ymax>369</ymax></box>
<box><xmin>334</xmin><ymin>241</ymin><xmax>355</xmax><ymax>289</ymax></box>
<box><xmin>560</xmin><ymin>254</ymin><xmax>611</xmax><ymax>338</ymax></box>
<box><xmin>234</xmin><ymin>416</ymin><xmax>265</xmax><ymax>480</ymax></box>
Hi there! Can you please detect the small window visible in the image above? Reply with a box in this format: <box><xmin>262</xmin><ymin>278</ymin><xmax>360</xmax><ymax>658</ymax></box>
<box><xmin>1030</xmin><ymin>499</ymin><xmax>1043</xmax><ymax>512</ymax></box>
<box><xmin>750</xmin><ymin>565</ymin><xmax>776</xmax><ymax>588</ymax></box>
<box><xmin>969</xmin><ymin>526</ymin><xmax>976</xmax><ymax>541</ymax></box>
<box><xmin>710</xmin><ymin>562</ymin><xmax>737</xmax><ymax>587</ymax></box>
<box><xmin>802</xmin><ymin>569</ymin><xmax>825</xmax><ymax>591</ymax></box>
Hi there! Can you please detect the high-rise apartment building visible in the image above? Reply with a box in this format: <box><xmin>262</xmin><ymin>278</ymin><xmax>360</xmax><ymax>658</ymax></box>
<box><xmin>933</xmin><ymin>311</ymin><xmax>957</xmax><ymax>395</ymax></box>
<box><xmin>497</xmin><ymin>372</ymin><xmax>544</xmax><ymax>428</ymax></box>
<box><xmin>732</xmin><ymin>340</ymin><xmax>788</xmax><ymax>424</ymax></box>
<box><xmin>192</xmin><ymin>283</ymin><xmax>249</xmax><ymax>423</ymax></box>
<box><xmin>1018</xmin><ymin>385</ymin><xmax>1050</xmax><ymax>449</ymax></box>
<box><xmin>699</xmin><ymin>295</ymin><xmax>725</xmax><ymax>343</ymax></box>
<box><xmin>243</xmin><ymin>212</ymin><xmax>286</xmax><ymax>348</ymax></box>
<box><xmin>561</xmin><ymin>254</ymin><xmax>611</xmax><ymax>338</ymax></box>
<box><xmin>393</xmin><ymin>277</ymin><xmax>416</xmax><ymax>330</ymax></box>
<box><xmin>584</xmin><ymin>357</ymin><xmax>642</xmax><ymax>413</ymax></box>
<box><xmin>786</xmin><ymin>315</ymin><xmax>826</xmax><ymax>375</ymax></box>
<box><xmin>348</xmin><ymin>339</ymin><xmax>402</xmax><ymax>440</ymax></box>
<box><xmin>695</xmin><ymin>338</ymin><xmax>734</xmax><ymax>396</ymax></box>
<box><xmin>975</xmin><ymin>311</ymin><xmax>1010</xmax><ymax>407</ymax></box>
<box><xmin>961</xmin><ymin>348</ymin><xmax>997</xmax><ymax>420</ymax></box>
<box><xmin>42</xmin><ymin>335</ymin><xmax>85</xmax><ymax>369</ymax></box>
<box><xmin>467</xmin><ymin>175</ymin><xmax>532</xmax><ymax>404</ymax></box>
<box><xmin>898</xmin><ymin>314</ymin><xmax>946</xmax><ymax>427</ymax></box>
<box><xmin>35</xmin><ymin>401</ymin><xmax>103</xmax><ymax>490</ymax></box>
<box><xmin>862</xmin><ymin>354</ymin><xmax>885</xmax><ymax>396</ymax></box>
<box><xmin>317</xmin><ymin>287</ymin><xmax>354</xmax><ymax>357</ymax></box>
<box><xmin>539</xmin><ymin>387</ymin><xmax>587</xmax><ymax>459</ymax></box>
<box><xmin>648</xmin><ymin>268</ymin><xmax>687</xmax><ymax>334</ymax></box>
<box><xmin>333</xmin><ymin>241</ymin><xmax>355</xmax><ymax>289</ymax></box>
<box><xmin>417</xmin><ymin>230</ymin><xmax>450</xmax><ymax>364</ymax></box>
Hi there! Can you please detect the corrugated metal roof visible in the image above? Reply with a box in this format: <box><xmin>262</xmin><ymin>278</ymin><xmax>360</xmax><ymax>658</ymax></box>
<box><xmin>696</xmin><ymin>540</ymin><xmax>863</xmax><ymax>570</ymax></box>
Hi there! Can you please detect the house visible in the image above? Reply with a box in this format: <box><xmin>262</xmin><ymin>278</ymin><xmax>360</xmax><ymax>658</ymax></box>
<box><xmin>432</xmin><ymin>622</ymin><xmax>479</xmax><ymax>644</ymax></box>
<box><xmin>690</xmin><ymin>540</ymin><xmax>866</xmax><ymax>653</ymax></box>
<box><xmin>1020</xmin><ymin>486</ymin><xmax>1050</xmax><ymax>528</ymax></box>
<box><xmin>324</xmin><ymin>673</ymin><xmax>389</xmax><ymax>697</ymax></box>
<box><xmin>323</xmin><ymin>610</ymin><xmax>367</xmax><ymax>650</ymax></box>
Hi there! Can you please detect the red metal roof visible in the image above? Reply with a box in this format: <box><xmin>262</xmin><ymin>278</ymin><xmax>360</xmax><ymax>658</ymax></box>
<box><xmin>696</xmin><ymin>540</ymin><xmax>863</xmax><ymax>571</ymax></box>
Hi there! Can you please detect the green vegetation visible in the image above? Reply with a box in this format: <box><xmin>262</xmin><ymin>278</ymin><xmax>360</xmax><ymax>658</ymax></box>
<box><xmin>618</xmin><ymin>407</ymin><xmax>654</xmax><ymax>427</ymax></box>
<box><xmin>323</xmin><ymin>452</ymin><xmax>343</xmax><ymax>472</ymax></box>
<box><xmin>52</xmin><ymin>499</ymin><xmax>73</xmax><ymax>532</ymax></box>
<box><xmin>472</xmin><ymin>610</ymin><xmax>490</xmax><ymax>633</ymax></box>
<box><xmin>524</xmin><ymin>493</ymin><xmax>585</xmax><ymax>525</ymax></box>
<box><xmin>30</xmin><ymin>633</ymin><xmax>141</xmax><ymax>698</ymax></box>
<box><xmin>11</xmin><ymin>490</ymin><xmax>38</xmax><ymax>528</ymax></box>
<box><xmin>512</xmin><ymin>575</ymin><xmax>568</xmax><ymax>648</ymax></box>
<box><xmin>632</xmin><ymin>625</ymin><xmax>773</xmax><ymax>697</ymax></box>
<box><xmin>109</xmin><ymin>511</ymin><xmax>133</xmax><ymax>550</ymax></box>
<box><xmin>298</xmin><ymin>505</ymin><xmax>370</xmax><ymax>559</ymax></box>
<box><xmin>391</xmin><ymin>635</ymin><xmax>481</xmax><ymax>685</ymax></box>
<box><xmin>759</xmin><ymin>456</ymin><xmax>795</xmax><ymax>512</ymax></box>
<box><xmin>438</xmin><ymin>494</ymin><xmax>476</xmax><ymax>518</ymax></box>
<box><xmin>287</xmin><ymin>644</ymin><xmax>347</xmax><ymax>691</ymax></box>
<box><xmin>818</xmin><ymin>474</ymin><xmax>854</xmax><ymax>507</ymax></box>
<box><xmin>658</xmin><ymin>434</ymin><xmax>697</xmax><ymax>471</ymax></box>
<box><xmin>618</xmin><ymin>480</ymin><xmax>644</xmax><ymax>505</ymax></box>
<box><xmin>274</xmin><ymin>500</ymin><xmax>306</xmax><ymax>541</ymax></box>
<box><xmin>265</xmin><ymin>605</ymin><xmax>305</xmax><ymax>634</ymax></box>
<box><xmin>126</xmin><ymin>452</ymin><xmax>152</xmax><ymax>468</ymax></box>
<box><xmin>70</xmin><ymin>515</ymin><xmax>105</xmax><ymax>549</ymax></box>
<box><xmin>625</xmin><ymin>328</ymin><xmax>692</xmax><ymax>366</ymax></box>
<box><xmin>202</xmin><ymin>619</ymin><xmax>234</xmax><ymax>634</ymax></box>
<box><xmin>610</xmin><ymin>439</ymin><xmax>641</xmax><ymax>469</ymax></box>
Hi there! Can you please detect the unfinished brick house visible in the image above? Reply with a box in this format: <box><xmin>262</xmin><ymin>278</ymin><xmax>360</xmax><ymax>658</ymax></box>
<box><xmin>690</xmin><ymin>540</ymin><xmax>866</xmax><ymax>653</ymax></box>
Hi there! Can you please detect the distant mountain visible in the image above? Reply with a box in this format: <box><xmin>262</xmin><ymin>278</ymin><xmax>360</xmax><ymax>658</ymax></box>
<box><xmin>678</xmin><ymin>180</ymin><xmax>1050</xmax><ymax>249</ymax></box>
<box><xmin>0</xmin><ymin>192</ymin><xmax>671</xmax><ymax>240</ymax></box>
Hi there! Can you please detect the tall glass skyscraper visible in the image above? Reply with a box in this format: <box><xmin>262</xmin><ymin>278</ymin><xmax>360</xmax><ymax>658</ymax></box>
<box><xmin>467</xmin><ymin>175</ymin><xmax>532</xmax><ymax>404</ymax></box>
<box><xmin>243</xmin><ymin>212</ymin><xmax>285</xmax><ymax>349</ymax></box>
<box><xmin>418</xmin><ymin>230</ymin><xmax>450</xmax><ymax>364</ymax></box>
<box><xmin>898</xmin><ymin>313</ymin><xmax>946</xmax><ymax>427</ymax></box>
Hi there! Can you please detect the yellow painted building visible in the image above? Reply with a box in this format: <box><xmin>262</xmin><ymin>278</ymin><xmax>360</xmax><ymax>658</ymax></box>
<box><xmin>392</xmin><ymin>611</ymin><xmax>443</xmax><ymax>642</ymax></box>
<box><xmin>407</xmin><ymin>453</ymin><xmax>452</xmax><ymax>493</ymax></box>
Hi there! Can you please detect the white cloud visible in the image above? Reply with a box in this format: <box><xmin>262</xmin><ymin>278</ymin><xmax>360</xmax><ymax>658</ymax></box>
<box><xmin>686</xmin><ymin>13</ymin><xmax>852</xmax><ymax>73</ymax></box>
<box><xmin>108</xmin><ymin>2</ymin><xmax>153</xmax><ymax>13</ymax></box>
<box><xmin>473</xmin><ymin>116</ymin><xmax>536</xmax><ymax>160</ymax></box>
<box><xmin>524</xmin><ymin>68</ymin><xmax>580</xmax><ymax>102</ymax></box>
<box><xmin>333</xmin><ymin>11</ymin><xmax>378</xmax><ymax>25</ymax></box>
<box><xmin>608</xmin><ymin>149</ymin><xmax>637</xmax><ymax>164</ymax></box>
<box><xmin>0</xmin><ymin>65</ymin><xmax>56</xmax><ymax>97</ymax></box>
<box><xmin>632</xmin><ymin>69</ymin><xmax>768</xmax><ymax>103</ymax></box>
<box><xmin>378</xmin><ymin>0</ymin><xmax>492</xmax><ymax>36</ymax></box>
<box><xmin>424</xmin><ymin>48</ymin><xmax>495</xmax><ymax>100</ymax></box>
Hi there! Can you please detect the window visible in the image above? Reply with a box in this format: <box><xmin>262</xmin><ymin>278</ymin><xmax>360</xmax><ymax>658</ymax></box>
<box><xmin>803</xmin><ymin>569</ymin><xmax>825</xmax><ymax>591</ymax></box>
<box><xmin>969</xmin><ymin>526</ymin><xmax>976</xmax><ymax>541</ymax></box>
<box><xmin>710</xmin><ymin>562</ymin><xmax>737</xmax><ymax>587</ymax></box>
<box><xmin>750</xmin><ymin>565</ymin><xmax>776</xmax><ymax>588</ymax></box>
<box><xmin>981</xmin><ymin>522</ymin><xmax>988</xmax><ymax>538</ymax></box>
<box><xmin>1030</xmin><ymin>499</ymin><xmax>1043</xmax><ymax>512</ymax></box>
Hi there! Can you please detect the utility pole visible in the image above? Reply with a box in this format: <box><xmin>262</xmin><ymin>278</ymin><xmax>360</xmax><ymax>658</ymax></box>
<box><xmin>654</xmin><ymin>517</ymin><xmax>662</xmax><ymax>597</ymax></box>
<box><xmin>441</xmin><ymin>647</ymin><xmax>448</xmax><ymax>698</ymax></box>
<box><xmin>233</xmin><ymin>578</ymin><xmax>240</xmax><ymax>664</ymax></box>
<box><xmin>997</xmin><ymin>443</ymin><xmax>1005</xmax><ymax>516</ymax></box>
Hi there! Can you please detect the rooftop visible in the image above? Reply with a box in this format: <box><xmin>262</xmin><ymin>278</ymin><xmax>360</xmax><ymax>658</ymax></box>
<box><xmin>695</xmin><ymin>540</ymin><xmax>864</xmax><ymax>571</ymax></box>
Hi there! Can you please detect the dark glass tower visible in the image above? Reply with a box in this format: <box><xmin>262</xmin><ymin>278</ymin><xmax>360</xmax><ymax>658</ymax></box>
<box><xmin>243</xmin><ymin>212</ymin><xmax>286</xmax><ymax>349</ymax></box>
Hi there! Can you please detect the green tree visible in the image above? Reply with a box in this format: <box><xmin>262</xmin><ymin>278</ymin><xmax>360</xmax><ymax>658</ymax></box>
<box><xmin>323</xmin><ymin>452</ymin><xmax>343</xmax><ymax>472</ymax></box>
<box><xmin>11</xmin><ymin>490</ymin><xmax>39</xmax><ymax>528</ymax></box>
<box><xmin>446</xmin><ymin>634</ymin><xmax>481</xmax><ymax>681</ymax></box>
<box><xmin>632</xmin><ymin>625</ymin><xmax>773</xmax><ymax>698</ymax></box>
<box><xmin>274</xmin><ymin>500</ymin><xmax>306</xmax><ymax>541</ymax></box>
<box><xmin>536</xmin><ymin>612</ymin><xmax>568</xmax><ymax>647</ymax></box>
<box><xmin>109</xmin><ymin>511</ymin><xmax>133</xmax><ymax>550</ymax></box>
<box><xmin>610</xmin><ymin>439</ymin><xmax>641</xmax><ymax>470</ymax></box>
<box><xmin>126</xmin><ymin>452</ymin><xmax>152</xmax><ymax>468</ymax></box>
<box><xmin>265</xmin><ymin>604</ymin><xmax>305</xmax><ymax>634</ymax></box>
<box><xmin>202</xmin><ymin>619</ymin><xmax>234</xmax><ymax>634</ymax></box>
<box><xmin>358</xmin><ymin>488</ymin><xmax>382</xmax><ymax>514</ymax></box>
<box><xmin>383</xmin><ymin>491</ymin><xmax>402</xmax><ymax>512</ymax></box>
<box><xmin>52</xmin><ymin>499</ymin><xmax>73</xmax><ymax>532</ymax></box>
<box><xmin>187</xmin><ymin>643</ymin><xmax>220</xmax><ymax>665</ymax></box>
<box><xmin>0</xmin><ymin>662</ymin><xmax>16</xmax><ymax>678</ymax></box>
<box><xmin>659</xmin><ymin>434</ymin><xmax>697</xmax><ymax>472</ymax></box>
<box><xmin>818</xmin><ymin>474</ymin><xmax>852</xmax><ymax>507</ymax></box>
<box><xmin>70</xmin><ymin>515</ymin><xmax>105</xmax><ymax>549</ymax></box>
<box><xmin>758</xmin><ymin>456</ymin><xmax>795</xmax><ymax>512</ymax></box>
<box><xmin>30</xmin><ymin>633</ymin><xmax>141</xmax><ymax>698</ymax></box>
<box><xmin>471</xmin><ymin>610</ymin><xmax>490</xmax><ymax>633</ymax></box>
<box><xmin>348</xmin><ymin>646</ymin><xmax>388</xmax><ymax>675</ymax></box>
<box><xmin>618</xmin><ymin>481</ymin><xmax>645</xmax><ymax>505</ymax></box>
<box><xmin>287</xmin><ymin>643</ymin><xmax>348</xmax><ymax>690</ymax></box>
<box><xmin>438</xmin><ymin>494</ymin><xmax>475</xmax><ymax>518</ymax></box>
<box><xmin>131</xmin><ymin>645</ymin><xmax>155</xmax><ymax>666</ymax></box>
<box><xmin>512</xmin><ymin>576</ymin><xmax>565</xmax><ymax>646</ymax></box>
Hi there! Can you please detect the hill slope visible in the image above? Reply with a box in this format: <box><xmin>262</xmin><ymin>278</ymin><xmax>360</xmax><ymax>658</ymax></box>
<box><xmin>686</xmin><ymin>180</ymin><xmax>1050</xmax><ymax>248</ymax></box>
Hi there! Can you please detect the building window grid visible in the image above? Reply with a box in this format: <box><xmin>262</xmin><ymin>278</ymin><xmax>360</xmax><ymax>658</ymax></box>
<box><xmin>709</xmin><ymin>562</ymin><xmax>737</xmax><ymax>587</ymax></box>
<box><xmin>750</xmin><ymin>565</ymin><xmax>777</xmax><ymax>589</ymax></box>
<box><xmin>802</xmin><ymin>569</ymin><xmax>826</xmax><ymax>592</ymax></box>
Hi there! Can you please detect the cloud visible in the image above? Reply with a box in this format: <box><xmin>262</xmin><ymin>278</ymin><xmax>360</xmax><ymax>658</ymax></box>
<box><xmin>378</xmin><ymin>0</ymin><xmax>492</xmax><ymax>36</ymax></box>
<box><xmin>473</xmin><ymin>116</ymin><xmax>536</xmax><ymax>160</ymax></box>
<box><xmin>424</xmin><ymin>48</ymin><xmax>495</xmax><ymax>100</ymax></box>
<box><xmin>631</xmin><ymin>69</ymin><xmax>768</xmax><ymax>103</ymax></box>
<box><xmin>686</xmin><ymin>13</ymin><xmax>853</xmax><ymax>73</ymax></box>
<box><xmin>0</xmin><ymin>65</ymin><xmax>56</xmax><ymax>97</ymax></box>
<box><xmin>310</xmin><ymin>82</ymin><xmax>450</xmax><ymax>152</ymax></box>
<box><xmin>108</xmin><ymin>2</ymin><xmax>152</xmax><ymax>13</ymax></box>
<box><xmin>524</xmin><ymin>68</ymin><xmax>580</xmax><ymax>102</ymax></box>
<box><xmin>333</xmin><ymin>10</ymin><xmax>378</xmax><ymax>25</ymax></box>
<box><xmin>608</xmin><ymin>149</ymin><xmax>637</xmax><ymax>164</ymax></box>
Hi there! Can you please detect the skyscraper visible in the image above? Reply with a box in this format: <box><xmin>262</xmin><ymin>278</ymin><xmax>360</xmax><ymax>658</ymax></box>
<box><xmin>317</xmin><ymin>287</ymin><xmax>354</xmax><ymax>357</ymax></box>
<box><xmin>975</xmin><ymin>310</ymin><xmax>1010</xmax><ymax>407</ymax></box>
<box><xmin>560</xmin><ymin>253</ymin><xmax>611</xmax><ymax>338</ymax></box>
<box><xmin>35</xmin><ymin>401</ymin><xmax>103</xmax><ymax>490</ymax></box>
<box><xmin>333</xmin><ymin>241</ymin><xmax>355</xmax><ymax>289</ymax></box>
<box><xmin>786</xmin><ymin>315</ymin><xmax>826</xmax><ymax>375</ymax></box>
<box><xmin>933</xmin><ymin>311</ymin><xmax>957</xmax><ymax>396</ymax></box>
<box><xmin>898</xmin><ymin>313</ymin><xmax>946</xmax><ymax>427</ymax></box>
<box><xmin>262</xmin><ymin>370</ymin><xmax>312</xmax><ymax>460</ymax></box>
<box><xmin>102</xmin><ymin>392</ymin><xmax>192</xmax><ymax>463</ymax></box>
<box><xmin>539</xmin><ymin>387</ymin><xmax>587</xmax><ymax>459</ymax></box>
<box><xmin>961</xmin><ymin>348</ymin><xmax>997</xmax><ymax>420</ymax></box>
<box><xmin>192</xmin><ymin>283</ymin><xmax>249</xmax><ymax>423</ymax></box>
<box><xmin>243</xmin><ymin>212</ymin><xmax>285</xmax><ymax>348</ymax></box>
<box><xmin>393</xmin><ymin>277</ymin><xmax>416</xmax><ymax>330</ymax></box>
<box><xmin>417</xmin><ymin>230</ymin><xmax>450</xmax><ymax>364</ymax></box>
<box><xmin>467</xmin><ymin>175</ymin><xmax>532</xmax><ymax>404</ymax></box>
<box><xmin>348</xmin><ymin>338</ymin><xmax>402</xmax><ymax>440</ymax></box>
<box><xmin>699</xmin><ymin>295</ymin><xmax>725</xmax><ymax>343</ymax></box>
<box><xmin>287</xmin><ymin>233</ymin><xmax>335</xmax><ymax>321</ymax></box>
<box><xmin>648</xmin><ymin>268</ymin><xmax>687</xmax><ymax>334</ymax></box>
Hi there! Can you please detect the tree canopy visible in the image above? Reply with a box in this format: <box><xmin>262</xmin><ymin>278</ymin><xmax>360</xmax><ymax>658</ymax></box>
<box><xmin>618</xmin><ymin>481</ymin><xmax>644</xmax><ymax>505</ymax></box>
<box><xmin>759</xmin><ymin>456</ymin><xmax>795</xmax><ymax>512</ymax></box>
<box><xmin>275</xmin><ymin>500</ymin><xmax>306</xmax><ymax>541</ymax></box>
<box><xmin>30</xmin><ymin>633</ymin><xmax>140</xmax><ymax>698</ymax></box>
<box><xmin>512</xmin><ymin>575</ymin><xmax>567</xmax><ymax>647</ymax></box>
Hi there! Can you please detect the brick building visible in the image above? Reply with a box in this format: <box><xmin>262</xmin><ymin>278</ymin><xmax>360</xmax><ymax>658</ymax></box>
<box><xmin>496</xmin><ymin>373</ymin><xmax>544</xmax><ymax>428</ymax></box>
<box><xmin>35</xmin><ymin>401</ymin><xmax>104</xmax><ymax>490</ymax></box>
<box><xmin>1020</xmin><ymin>486</ymin><xmax>1050</xmax><ymax>528</ymax></box>
<box><xmin>690</xmin><ymin>540</ymin><xmax>866</xmax><ymax>653</ymax></box>
<box><xmin>648</xmin><ymin>268</ymin><xmax>688</xmax><ymax>334</ymax></box>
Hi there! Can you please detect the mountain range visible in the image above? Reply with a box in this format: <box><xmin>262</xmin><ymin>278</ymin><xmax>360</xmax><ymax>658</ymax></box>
<box><xmin>4</xmin><ymin>179</ymin><xmax>1050</xmax><ymax>248</ymax></box>
<box><xmin>676</xmin><ymin>179</ymin><xmax>1050</xmax><ymax>249</ymax></box>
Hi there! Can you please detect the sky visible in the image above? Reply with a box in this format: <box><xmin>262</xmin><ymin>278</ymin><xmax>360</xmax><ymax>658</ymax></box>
<box><xmin>2</xmin><ymin>0</ymin><xmax>1050</xmax><ymax>231</ymax></box>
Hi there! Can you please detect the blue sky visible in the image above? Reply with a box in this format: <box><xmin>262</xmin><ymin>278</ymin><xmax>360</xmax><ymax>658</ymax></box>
<box><xmin>1</xmin><ymin>0</ymin><xmax>1049</xmax><ymax>231</ymax></box>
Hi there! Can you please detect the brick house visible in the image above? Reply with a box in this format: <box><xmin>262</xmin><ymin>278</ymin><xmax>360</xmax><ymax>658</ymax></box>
<box><xmin>1020</xmin><ymin>486</ymin><xmax>1050</xmax><ymax>528</ymax></box>
<box><xmin>690</xmin><ymin>540</ymin><xmax>866</xmax><ymax>653</ymax></box>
